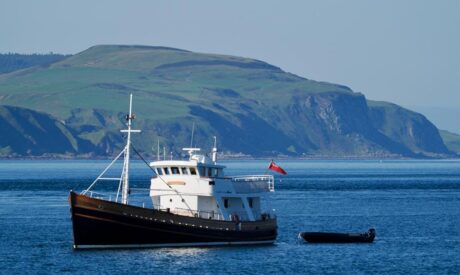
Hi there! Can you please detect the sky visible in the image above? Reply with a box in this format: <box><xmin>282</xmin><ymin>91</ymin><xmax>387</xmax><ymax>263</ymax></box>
<box><xmin>1</xmin><ymin>0</ymin><xmax>459</xmax><ymax>132</ymax></box>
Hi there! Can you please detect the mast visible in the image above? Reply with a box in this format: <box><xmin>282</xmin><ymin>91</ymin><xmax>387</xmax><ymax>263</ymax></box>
<box><xmin>120</xmin><ymin>94</ymin><xmax>141</xmax><ymax>204</ymax></box>
<box><xmin>211</xmin><ymin>136</ymin><xmax>217</xmax><ymax>164</ymax></box>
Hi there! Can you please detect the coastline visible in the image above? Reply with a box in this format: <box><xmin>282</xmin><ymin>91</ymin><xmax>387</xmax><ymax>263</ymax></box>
<box><xmin>1</xmin><ymin>154</ymin><xmax>459</xmax><ymax>161</ymax></box>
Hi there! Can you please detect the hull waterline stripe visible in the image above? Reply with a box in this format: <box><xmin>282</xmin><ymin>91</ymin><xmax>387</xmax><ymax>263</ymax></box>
<box><xmin>74</xmin><ymin>240</ymin><xmax>274</xmax><ymax>249</ymax></box>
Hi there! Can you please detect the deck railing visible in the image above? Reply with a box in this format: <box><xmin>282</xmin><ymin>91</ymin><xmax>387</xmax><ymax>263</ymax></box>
<box><xmin>168</xmin><ymin>208</ymin><xmax>276</xmax><ymax>222</ymax></box>
<box><xmin>231</xmin><ymin>175</ymin><xmax>275</xmax><ymax>193</ymax></box>
<box><xmin>85</xmin><ymin>191</ymin><xmax>276</xmax><ymax>222</ymax></box>
<box><xmin>87</xmin><ymin>191</ymin><xmax>151</xmax><ymax>208</ymax></box>
<box><xmin>171</xmin><ymin>207</ymin><xmax>225</xmax><ymax>220</ymax></box>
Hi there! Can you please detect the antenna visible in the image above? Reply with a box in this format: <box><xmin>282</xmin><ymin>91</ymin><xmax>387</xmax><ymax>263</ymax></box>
<box><xmin>190</xmin><ymin>122</ymin><xmax>195</xmax><ymax>148</ymax></box>
<box><xmin>157</xmin><ymin>139</ymin><xmax>160</xmax><ymax>161</ymax></box>
<box><xmin>163</xmin><ymin>146</ymin><xmax>166</xmax><ymax>160</ymax></box>
<box><xmin>182</xmin><ymin>147</ymin><xmax>201</xmax><ymax>160</ymax></box>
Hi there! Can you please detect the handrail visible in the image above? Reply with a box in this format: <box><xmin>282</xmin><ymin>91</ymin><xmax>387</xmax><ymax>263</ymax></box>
<box><xmin>231</xmin><ymin>175</ymin><xmax>273</xmax><ymax>181</ymax></box>
<box><xmin>231</xmin><ymin>175</ymin><xmax>275</xmax><ymax>192</ymax></box>
<box><xmin>84</xmin><ymin>191</ymin><xmax>277</xmax><ymax>221</ymax></box>
<box><xmin>173</xmin><ymin>207</ymin><xmax>224</xmax><ymax>220</ymax></box>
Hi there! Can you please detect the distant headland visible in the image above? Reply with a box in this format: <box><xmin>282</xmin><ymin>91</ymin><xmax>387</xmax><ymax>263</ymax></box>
<box><xmin>0</xmin><ymin>45</ymin><xmax>458</xmax><ymax>159</ymax></box>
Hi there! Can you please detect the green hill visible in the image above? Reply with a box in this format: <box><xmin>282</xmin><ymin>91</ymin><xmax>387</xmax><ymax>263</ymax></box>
<box><xmin>0</xmin><ymin>53</ymin><xmax>68</xmax><ymax>74</ymax></box>
<box><xmin>0</xmin><ymin>45</ymin><xmax>453</xmax><ymax>158</ymax></box>
<box><xmin>439</xmin><ymin>130</ymin><xmax>460</xmax><ymax>154</ymax></box>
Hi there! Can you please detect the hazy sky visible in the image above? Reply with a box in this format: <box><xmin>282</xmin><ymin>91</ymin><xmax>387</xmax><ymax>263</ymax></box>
<box><xmin>1</xmin><ymin>0</ymin><xmax>459</xmax><ymax>131</ymax></box>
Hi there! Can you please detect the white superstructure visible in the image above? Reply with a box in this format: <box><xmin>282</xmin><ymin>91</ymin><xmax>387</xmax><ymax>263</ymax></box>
<box><xmin>149</xmin><ymin>146</ymin><xmax>275</xmax><ymax>222</ymax></box>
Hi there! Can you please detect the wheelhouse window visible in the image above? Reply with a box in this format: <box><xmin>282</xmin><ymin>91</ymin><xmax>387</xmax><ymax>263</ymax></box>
<box><xmin>181</xmin><ymin>167</ymin><xmax>189</xmax><ymax>175</ymax></box>
<box><xmin>171</xmin><ymin>167</ymin><xmax>180</xmax><ymax>175</ymax></box>
<box><xmin>190</xmin><ymin>167</ymin><xmax>197</xmax><ymax>175</ymax></box>
<box><xmin>198</xmin><ymin>167</ymin><xmax>205</xmax><ymax>177</ymax></box>
<box><xmin>217</xmin><ymin>168</ymin><xmax>223</xmax><ymax>177</ymax></box>
<box><xmin>207</xmin><ymin>168</ymin><xmax>212</xmax><ymax>177</ymax></box>
<box><xmin>164</xmin><ymin>167</ymin><xmax>170</xmax><ymax>175</ymax></box>
<box><xmin>156</xmin><ymin>168</ymin><xmax>163</xmax><ymax>175</ymax></box>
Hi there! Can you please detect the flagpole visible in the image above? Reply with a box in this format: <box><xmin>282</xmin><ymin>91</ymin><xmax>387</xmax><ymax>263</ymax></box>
<box><xmin>265</xmin><ymin>159</ymin><xmax>273</xmax><ymax>175</ymax></box>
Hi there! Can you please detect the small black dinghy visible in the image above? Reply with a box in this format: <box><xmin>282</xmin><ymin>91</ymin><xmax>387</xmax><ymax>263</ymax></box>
<box><xmin>299</xmin><ymin>228</ymin><xmax>375</xmax><ymax>243</ymax></box>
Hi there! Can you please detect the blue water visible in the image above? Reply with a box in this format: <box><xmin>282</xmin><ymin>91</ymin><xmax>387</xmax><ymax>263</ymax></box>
<box><xmin>1</xmin><ymin>160</ymin><xmax>459</xmax><ymax>274</ymax></box>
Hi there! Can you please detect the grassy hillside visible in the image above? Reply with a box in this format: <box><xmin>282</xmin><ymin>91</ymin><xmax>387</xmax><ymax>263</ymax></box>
<box><xmin>0</xmin><ymin>45</ymin><xmax>452</xmax><ymax>158</ymax></box>
<box><xmin>0</xmin><ymin>53</ymin><xmax>68</xmax><ymax>74</ymax></box>
<box><xmin>0</xmin><ymin>46</ymin><xmax>344</xmax><ymax>119</ymax></box>
<box><xmin>439</xmin><ymin>130</ymin><xmax>460</xmax><ymax>154</ymax></box>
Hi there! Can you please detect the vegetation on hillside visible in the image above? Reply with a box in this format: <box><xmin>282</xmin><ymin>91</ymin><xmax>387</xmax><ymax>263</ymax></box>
<box><xmin>0</xmin><ymin>53</ymin><xmax>69</xmax><ymax>74</ymax></box>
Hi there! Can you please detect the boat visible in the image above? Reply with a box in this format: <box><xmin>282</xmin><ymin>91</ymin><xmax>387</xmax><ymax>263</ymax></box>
<box><xmin>69</xmin><ymin>94</ymin><xmax>278</xmax><ymax>249</ymax></box>
<box><xmin>299</xmin><ymin>228</ymin><xmax>375</xmax><ymax>243</ymax></box>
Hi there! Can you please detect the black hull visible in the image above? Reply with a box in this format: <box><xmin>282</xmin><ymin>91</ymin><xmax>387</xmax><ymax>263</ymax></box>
<box><xmin>300</xmin><ymin>229</ymin><xmax>375</xmax><ymax>243</ymax></box>
<box><xmin>69</xmin><ymin>191</ymin><xmax>277</xmax><ymax>249</ymax></box>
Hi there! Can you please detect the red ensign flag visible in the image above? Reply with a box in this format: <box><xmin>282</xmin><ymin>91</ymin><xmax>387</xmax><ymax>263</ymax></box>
<box><xmin>268</xmin><ymin>161</ymin><xmax>287</xmax><ymax>175</ymax></box>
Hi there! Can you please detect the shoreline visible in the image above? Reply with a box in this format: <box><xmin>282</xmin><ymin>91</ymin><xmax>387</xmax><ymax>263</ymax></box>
<box><xmin>1</xmin><ymin>156</ymin><xmax>459</xmax><ymax>161</ymax></box>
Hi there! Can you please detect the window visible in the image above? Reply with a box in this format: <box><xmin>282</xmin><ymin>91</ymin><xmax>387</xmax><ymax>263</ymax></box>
<box><xmin>156</xmin><ymin>168</ymin><xmax>163</xmax><ymax>175</ymax></box>
<box><xmin>169</xmin><ymin>198</ymin><xmax>173</xmax><ymax>202</ymax></box>
<box><xmin>207</xmin><ymin>168</ymin><xmax>212</xmax><ymax>177</ymax></box>
<box><xmin>198</xmin><ymin>167</ymin><xmax>205</xmax><ymax>177</ymax></box>
<box><xmin>224</xmin><ymin>199</ymin><xmax>229</xmax><ymax>208</ymax></box>
<box><xmin>249</xmin><ymin>198</ymin><xmax>253</xmax><ymax>208</ymax></box>
<box><xmin>212</xmin><ymin>168</ymin><xmax>218</xmax><ymax>177</ymax></box>
<box><xmin>171</xmin><ymin>167</ymin><xmax>179</xmax><ymax>175</ymax></box>
<box><xmin>164</xmin><ymin>168</ymin><xmax>170</xmax><ymax>175</ymax></box>
<box><xmin>181</xmin><ymin>167</ymin><xmax>189</xmax><ymax>175</ymax></box>
<box><xmin>190</xmin><ymin>167</ymin><xmax>197</xmax><ymax>175</ymax></box>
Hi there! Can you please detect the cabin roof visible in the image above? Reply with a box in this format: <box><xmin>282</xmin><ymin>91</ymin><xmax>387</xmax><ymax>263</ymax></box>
<box><xmin>149</xmin><ymin>160</ymin><xmax>225</xmax><ymax>169</ymax></box>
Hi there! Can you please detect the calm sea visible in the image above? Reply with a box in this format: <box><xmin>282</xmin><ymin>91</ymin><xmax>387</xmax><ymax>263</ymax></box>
<box><xmin>0</xmin><ymin>160</ymin><xmax>459</xmax><ymax>274</ymax></box>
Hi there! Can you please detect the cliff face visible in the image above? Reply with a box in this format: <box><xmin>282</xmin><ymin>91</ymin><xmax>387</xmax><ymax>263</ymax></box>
<box><xmin>283</xmin><ymin>92</ymin><xmax>414</xmax><ymax>157</ymax></box>
<box><xmin>0</xmin><ymin>45</ymin><xmax>454</xmax><ymax>158</ymax></box>
<box><xmin>368</xmin><ymin>101</ymin><xmax>451</xmax><ymax>156</ymax></box>
<box><xmin>291</xmin><ymin>93</ymin><xmax>452</xmax><ymax>157</ymax></box>
<box><xmin>0</xmin><ymin>105</ymin><xmax>81</xmax><ymax>156</ymax></box>
<box><xmin>0</xmin><ymin>105</ymin><xmax>123</xmax><ymax>157</ymax></box>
